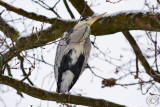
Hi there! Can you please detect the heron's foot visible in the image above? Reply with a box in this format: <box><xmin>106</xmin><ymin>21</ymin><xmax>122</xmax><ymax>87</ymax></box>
<box><xmin>57</xmin><ymin>92</ymin><xmax>71</xmax><ymax>101</ymax></box>
<box><xmin>58</xmin><ymin>93</ymin><xmax>63</xmax><ymax>95</ymax></box>
<box><xmin>65</xmin><ymin>92</ymin><xmax>71</xmax><ymax>101</ymax></box>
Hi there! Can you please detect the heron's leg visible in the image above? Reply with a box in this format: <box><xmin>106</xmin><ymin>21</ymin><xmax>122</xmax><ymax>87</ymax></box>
<box><xmin>58</xmin><ymin>93</ymin><xmax>63</xmax><ymax>95</ymax></box>
<box><xmin>65</xmin><ymin>92</ymin><xmax>71</xmax><ymax>101</ymax></box>
<box><xmin>68</xmin><ymin>92</ymin><xmax>71</xmax><ymax>101</ymax></box>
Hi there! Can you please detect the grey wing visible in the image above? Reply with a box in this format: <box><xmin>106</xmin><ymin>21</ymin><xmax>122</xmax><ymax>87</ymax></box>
<box><xmin>54</xmin><ymin>32</ymin><xmax>70</xmax><ymax>82</ymax></box>
<box><xmin>80</xmin><ymin>37</ymin><xmax>91</xmax><ymax>75</ymax></box>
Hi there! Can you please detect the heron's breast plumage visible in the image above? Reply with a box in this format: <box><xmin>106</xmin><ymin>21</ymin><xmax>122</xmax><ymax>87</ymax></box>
<box><xmin>70</xmin><ymin>44</ymin><xmax>84</xmax><ymax>65</ymax></box>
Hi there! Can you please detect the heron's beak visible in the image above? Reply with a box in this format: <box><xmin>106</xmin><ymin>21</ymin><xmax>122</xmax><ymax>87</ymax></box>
<box><xmin>88</xmin><ymin>12</ymin><xmax>107</xmax><ymax>25</ymax></box>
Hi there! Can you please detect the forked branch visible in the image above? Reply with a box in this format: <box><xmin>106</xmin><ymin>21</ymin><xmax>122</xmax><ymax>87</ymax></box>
<box><xmin>122</xmin><ymin>31</ymin><xmax>160</xmax><ymax>83</ymax></box>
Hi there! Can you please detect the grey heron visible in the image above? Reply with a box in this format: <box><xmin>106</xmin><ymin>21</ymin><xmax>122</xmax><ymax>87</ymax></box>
<box><xmin>54</xmin><ymin>12</ymin><xmax>106</xmax><ymax>93</ymax></box>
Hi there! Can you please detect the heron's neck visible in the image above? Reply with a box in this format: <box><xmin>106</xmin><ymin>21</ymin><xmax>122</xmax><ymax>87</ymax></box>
<box><xmin>74</xmin><ymin>23</ymin><xmax>90</xmax><ymax>29</ymax></box>
<box><xmin>80</xmin><ymin>24</ymin><xmax>91</xmax><ymax>42</ymax></box>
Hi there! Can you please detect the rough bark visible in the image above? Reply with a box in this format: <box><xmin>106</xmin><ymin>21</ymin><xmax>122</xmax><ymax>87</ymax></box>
<box><xmin>0</xmin><ymin>74</ymin><xmax>124</xmax><ymax>107</ymax></box>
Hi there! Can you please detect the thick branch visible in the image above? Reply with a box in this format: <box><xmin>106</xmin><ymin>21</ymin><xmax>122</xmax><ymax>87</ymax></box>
<box><xmin>92</xmin><ymin>12</ymin><xmax>160</xmax><ymax>35</ymax></box>
<box><xmin>0</xmin><ymin>16</ymin><xmax>19</xmax><ymax>40</ymax></box>
<box><xmin>122</xmin><ymin>31</ymin><xmax>160</xmax><ymax>83</ymax></box>
<box><xmin>0</xmin><ymin>74</ymin><xmax>124</xmax><ymax>107</ymax></box>
<box><xmin>69</xmin><ymin>0</ymin><xmax>94</xmax><ymax>17</ymax></box>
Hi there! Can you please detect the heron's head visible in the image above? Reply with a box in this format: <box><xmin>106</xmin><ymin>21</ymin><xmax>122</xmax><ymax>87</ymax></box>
<box><xmin>74</xmin><ymin>12</ymin><xmax>106</xmax><ymax>29</ymax></box>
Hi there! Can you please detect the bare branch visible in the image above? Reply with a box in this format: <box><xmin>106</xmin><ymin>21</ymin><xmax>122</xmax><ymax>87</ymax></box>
<box><xmin>122</xmin><ymin>31</ymin><xmax>160</xmax><ymax>83</ymax></box>
<box><xmin>92</xmin><ymin>12</ymin><xmax>160</xmax><ymax>36</ymax></box>
<box><xmin>116</xmin><ymin>80</ymin><xmax>153</xmax><ymax>87</ymax></box>
<box><xmin>18</xmin><ymin>55</ymin><xmax>34</xmax><ymax>86</ymax></box>
<box><xmin>32</xmin><ymin>0</ymin><xmax>61</xmax><ymax>18</ymax></box>
<box><xmin>0</xmin><ymin>16</ymin><xmax>19</xmax><ymax>40</ymax></box>
<box><xmin>135</xmin><ymin>56</ymin><xmax>139</xmax><ymax>79</ymax></box>
<box><xmin>0</xmin><ymin>0</ymin><xmax>59</xmax><ymax>23</ymax></box>
<box><xmin>1</xmin><ymin>1</ymin><xmax>160</xmax><ymax>36</ymax></box>
<box><xmin>106</xmin><ymin>0</ymin><xmax>123</xmax><ymax>4</ymax></box>
<box><xmin>63</xmin><ymin>0</ymin><xmax>75</xmax><ymax>19</ymax></box>
<box><xmin>5</xmin><ymin>63</ymin><xmax>12</xmax><ymax>76</ymax></box>
<box><xmin>87</xmin><ymin>64</ymin><xmax>105</xmax><ymax>79</ymax></box>
<box><xmin>0</xmin><ymin>74</ymin><xmax>125</xmax><ymax>107</ymax></box>
<box><xmin>68</xmin><ymin>0</ymin><xmax>94</xmax><ymax>17</ymax></box>
<box><xmin>28</xmin><ymin>55</ymin><xmax>53</xmax><ymax>67</ymax></box>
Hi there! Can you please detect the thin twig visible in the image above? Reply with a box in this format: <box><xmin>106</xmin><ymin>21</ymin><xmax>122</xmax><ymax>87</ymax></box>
<box><xmin>87</xmin><ymin>64</ymin><xmax>105</xmax><ymax>79</ymax></box>
<box><xmin>63</xmin><ymin>0</ymin><xmax>75</xmax><ymax>19</ymax></box>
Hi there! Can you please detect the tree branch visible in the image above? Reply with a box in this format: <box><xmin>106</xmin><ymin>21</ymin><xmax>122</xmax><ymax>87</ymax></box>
<box><xmin>69</xmin><ymin>0</ymin><xmax>94</xmax><ymax>17</ymax></box>
<box><xmin>122</xmin><ymin>31</ymin><xmax>160</xmax><ymax>83</ymax></box>
<box><xmin>92</xmin><ymin>12</ymin><xmax>160</xmax><ymax>36</ymax></box>
<box><xmin>1</xmin><ymin>1</ymin><xmax>160</xmax><ymax>35</ymax></box>
<box><xmin>0</xmin><ymin>0</ymin><xmax>59</xmax><ymax>24</ymax></box>
<box><xmin>0</xmin><ymin>74</ymin><xmax>124</xmax><ymax>107</ymax></box>
<box><xmin>0</xmin><ymin>16</ymin><xmax>19</xmax><ymax>40</ymax></box>
<box><xmin>63</xmin><ymin>0</ymin><xmax>75</xmax><ymax>19</ymax></box>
